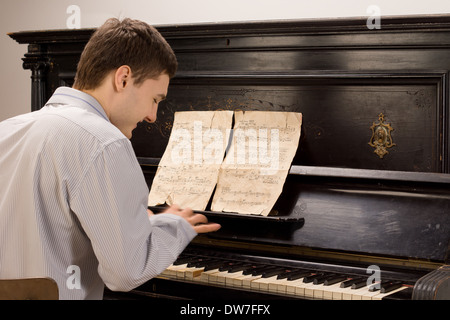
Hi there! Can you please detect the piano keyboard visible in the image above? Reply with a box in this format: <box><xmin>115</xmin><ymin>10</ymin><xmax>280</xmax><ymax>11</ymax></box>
<box><xmin>158</xmin><ymin>254</ymin><xmax>410</xmax><ymax>300</ymax></box>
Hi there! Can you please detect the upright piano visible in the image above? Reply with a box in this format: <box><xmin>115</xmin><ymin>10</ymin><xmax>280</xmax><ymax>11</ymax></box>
<box><xmin>9</xmin><ymin>15</ymin><xmax>450</xmax><ymax>300</ymax></box>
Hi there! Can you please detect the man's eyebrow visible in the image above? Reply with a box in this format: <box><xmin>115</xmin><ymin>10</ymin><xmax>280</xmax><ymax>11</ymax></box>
<box><xmin>156</xmin><ymin>94</ymin><xmax>166</xmax><ymax>100</ymax></box>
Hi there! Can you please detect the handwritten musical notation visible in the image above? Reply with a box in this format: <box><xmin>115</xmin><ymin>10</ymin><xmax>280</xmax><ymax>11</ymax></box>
<box><xmin>148</xmin><ymin>110</ymin><xmax>233</xmax><ymax>210</ymax></box>
<box><xmin>211</xmin><ymin>111</ymin><xmax>302</xmax><ymax>216</ymax></box>
<box><xmin>148</xmin><ymin>110</ymin><xmax>302</xmax><ymax>215</ymax></box>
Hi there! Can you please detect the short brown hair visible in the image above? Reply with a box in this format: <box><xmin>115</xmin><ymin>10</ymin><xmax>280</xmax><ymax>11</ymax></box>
<box><xmin>73</xmin><ymin>18</ymin><xmax>177</xmax><ymax>90</ymax></box>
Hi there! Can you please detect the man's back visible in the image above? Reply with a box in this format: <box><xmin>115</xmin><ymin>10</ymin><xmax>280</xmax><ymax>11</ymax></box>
<box><xmin>0</xmin><ymin>97</ymin><xmax>128</xmax><ymax>299</ymax></box>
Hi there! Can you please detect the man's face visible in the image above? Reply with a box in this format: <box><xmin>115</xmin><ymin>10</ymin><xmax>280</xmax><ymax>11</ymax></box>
<box><xmin>111</xmin><ymin>73</ymin><xmax>170</xmax><ymax>139</ymax></box>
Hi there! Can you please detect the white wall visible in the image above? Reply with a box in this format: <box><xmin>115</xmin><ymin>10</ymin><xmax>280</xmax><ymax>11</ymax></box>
<box><xmin>2</xmin><ymin>0</ymin><xmax>450</xmax><ymax>121</ymax></box>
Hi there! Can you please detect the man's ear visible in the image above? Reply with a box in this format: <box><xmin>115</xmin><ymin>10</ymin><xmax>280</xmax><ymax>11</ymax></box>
<box><xmin>114</xmin><ymin>65</ymin><xmax>132</xmax><ymax>92</ymax></box>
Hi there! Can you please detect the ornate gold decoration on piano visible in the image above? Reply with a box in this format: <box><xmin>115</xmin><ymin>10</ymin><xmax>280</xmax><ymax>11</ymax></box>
<box><xmin>368</xmin><ymin>113</ymin><xmax>396</xmax><ymax>159</ymax></box>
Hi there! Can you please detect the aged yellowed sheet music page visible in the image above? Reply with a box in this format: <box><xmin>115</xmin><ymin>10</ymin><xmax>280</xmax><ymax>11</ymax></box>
<box><xmin>148</xmin><ymin>110</ymin><xmax>302</xmax><ymax>215</ymax></box>
<box><xmin>211</xmin><ymin>111</ymin><xmax>302</xmax><ymax>216</ymax></box>
<box><xmin>148</xmin><ymin>110</ymin><xmax>233</xmax><ymax>210</ymax></box>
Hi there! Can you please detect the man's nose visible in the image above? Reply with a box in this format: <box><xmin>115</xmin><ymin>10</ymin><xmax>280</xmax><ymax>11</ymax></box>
<box><xmin>145</xmin><ymin>106</ymin><xmax>158</xmax><ymax>123</ymax></box>
<box><xmin>144</xmin><ymin>116</ymin><xmax>155</xmax><ymax>123</ymax></box>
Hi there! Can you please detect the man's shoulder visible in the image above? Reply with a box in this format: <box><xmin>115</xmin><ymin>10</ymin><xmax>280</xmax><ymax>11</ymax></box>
<box><xmin>41</xmin><ymin>105</ymin><xmax>127</xmax><ymax>146</ymax></box>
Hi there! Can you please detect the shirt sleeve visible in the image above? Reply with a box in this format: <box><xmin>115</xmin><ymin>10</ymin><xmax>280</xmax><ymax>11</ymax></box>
<box><xmin>70</xmin><ymin>138</ymin><xmax>197</xmax><ymax>292</ymax></box>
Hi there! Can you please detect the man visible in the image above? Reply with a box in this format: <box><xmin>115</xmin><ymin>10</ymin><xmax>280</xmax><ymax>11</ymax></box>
<box><xmin>0</xmin><ymin>18</ymin><xmax>220</xmax><ymax>299</ymax></box>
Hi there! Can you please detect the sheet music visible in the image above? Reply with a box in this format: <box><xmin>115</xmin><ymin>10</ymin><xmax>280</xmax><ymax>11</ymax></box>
<box><xmin>148</xmin><ymin>110</ymin><xmax>302</xmax><ymax>216</ymax></box>
<box><xmin>148</xmin><ymin>110</ymin><xmax>233</xmax><ymax>210</ymax></box>
<box><xmin>211</xmin><ymin>111</ymin><xmax>302</xmax><ymax>216</ymax></box>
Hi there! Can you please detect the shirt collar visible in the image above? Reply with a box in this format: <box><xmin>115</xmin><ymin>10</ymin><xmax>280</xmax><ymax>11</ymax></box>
<box><xmin>45</xmin><ymin>87</ymin><xmax>110</xmax><ymax>122</ymax></box>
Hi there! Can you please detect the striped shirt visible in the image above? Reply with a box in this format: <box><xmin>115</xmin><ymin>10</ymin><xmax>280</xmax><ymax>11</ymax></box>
<box><xmin>0</xmin><ymin>87</ymin><xmax>197</xmax><ymax>299</ymax></box>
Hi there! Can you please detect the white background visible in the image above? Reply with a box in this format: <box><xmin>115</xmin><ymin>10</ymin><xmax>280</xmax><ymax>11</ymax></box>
<box><xmin>2</xmin><ymin>0</ymin><xmax>450</xmax><ymax>120</ymax></box>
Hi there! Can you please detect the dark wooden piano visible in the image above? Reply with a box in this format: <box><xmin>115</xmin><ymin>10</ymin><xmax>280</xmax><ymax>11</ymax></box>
<box><xmin>9</xmin><ymin>14</ymin><xmax>450</xmax><ymax>301</ymax></box>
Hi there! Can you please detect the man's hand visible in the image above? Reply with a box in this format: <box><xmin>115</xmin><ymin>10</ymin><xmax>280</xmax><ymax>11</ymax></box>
<box><xmin>148</xmin><ymin>205</ymin><xmax>221</xmax><ymax>234</ymax></box>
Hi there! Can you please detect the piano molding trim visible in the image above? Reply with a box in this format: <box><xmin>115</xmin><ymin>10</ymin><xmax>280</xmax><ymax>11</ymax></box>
<box><xmin>192</xmin><ymin>236</ymin><xmax>443</xmax><ymax>272</ymax></box>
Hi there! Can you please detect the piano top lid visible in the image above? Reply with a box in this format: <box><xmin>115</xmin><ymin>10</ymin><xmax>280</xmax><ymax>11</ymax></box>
<box><xmin>9</xmin><ymin>14</ymin><xmax>450</xmax><ymax>47</ymax></box>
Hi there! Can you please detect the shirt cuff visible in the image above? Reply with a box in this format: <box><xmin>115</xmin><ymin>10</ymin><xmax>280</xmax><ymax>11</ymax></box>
<box><xmin>149</xmin><ymin>213</ymin><xmax>198</xmax><ymax>242</ymax></box>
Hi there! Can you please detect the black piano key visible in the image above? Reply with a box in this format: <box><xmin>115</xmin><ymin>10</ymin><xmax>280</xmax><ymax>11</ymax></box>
<box><xmin>218</xmin><ymin>261</ymin><xmax>245</xmax><ymax>272</ymax></box>
<box><xmin>340</xmin><ymin>277</ymin><xmax>364</xmax><ymax>288</ymax></box>
<box><xmin>313</xmin><ymin>274</ymin><xmax>335</xmax><ymax>285</ymax></box>
<box><xmin>276</xmin><ymin>270</ymin><xmax>292</xmax><ymax>280</ymax></box>
<box><xmin>324</xmin><ymin>275</ymin><xmax>348</xmax><ymax>286</ymax></box>
<box><xmin>368</xmin><ymin>279</ymin><xmax>399</xmax><ymax>292</ymax></box>
<box><xmin>203</xmin><ymin>260</ymin><xmax>226</xmax><ymax>271</ymax></box>
<box><xmin>185</xmin><ymin>257</ymin><xmax>199</xmax><ymax>267</ymax></box>
<box><xmin>185</xmin><ymin>260</ymin><xmax>199</xmax><ymax>268</ymax></box>
<box><xmin>242</xmin><ymin>265</ymin><xmax>261</xmax><ymax>275</ymax></box>
<box><xmin>251</xmin><ymin>266</ymin><xmax>279</xmax><ymax>276</ymax></box>
<box><xmin>187</xmin><ymin>258</ymin><xmax>214</xmax><ymax>268</ymax></box>
<box><xmin>227</xmin><ymin>263</ymin><xmax>254</xmax><ymax>273</ymax></box>
<box><xmin>172</xmin><ymin>257</ymin><xmax>191</xmax><ymax>265</ymax></box>
<box><xmin>368</xmin><ymin>282</ymin><xmax>381</xmax><ymax>292</ymax></box>
<box><xmin>380</xmin><ymin>281</ymin><xmax>403</xmax><ymax>294</ymax></box>
<box><xmin>186</xmin><ymin>260</ymin><xmax>199</xmax><ymax>268</ymax></box>
<box><xmin>286</xmin><ymin>270</ymin><xmax>312</xmax><ymax>281</ymax></box>
<box><xmin>351</xmin><ymin>278</ymin><xmax>368</xmax><ymax>289</ymax></box>
<box><xmin>262</xmin><ymin>268</ymin><xmax>288</xmax><ymax>278</ymax></box>
<box><xmin>303</xmin><ymin>273</ymin><xmax>326</xmax><ymax>283</ymax></box>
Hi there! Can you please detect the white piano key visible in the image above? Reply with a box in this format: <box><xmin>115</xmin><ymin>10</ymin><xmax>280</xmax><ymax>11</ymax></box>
<box><xmin>230</xmin><ymin>273</ymin><xmax>249</xmax><ymax>288</ymax></box>
<box><xmin>251</xmin><ymin>275</ymin><xmax>279</xmax><ymax>291</ymax></box>
<box><xmin>303</xmin><ymin>282</ymin><xmax>320</xmax><ymax>299</ymax></box>
<box><xmin>370</xmin><ymin>286</ymin><xmax>408</xmax><ymax>300</ymax></box>
<box><xmin>184</xmin><ymin>267</ymin><xmax>204</xmax><ymax>280</ymax></box>
<box><xmin>312</xmin><ymin>284</ymin><xmax>326</xmax><ymax>299</ymax></box>
<box><xmin>361</xmin><ymin>288</ymin><xmax>386</xmax><ymax>300</ymax></box>
<box><xmin>285</xmin><ymin>278</ymin><xmax>304</xmax><ymax>295</ymax></box>
<box><xmin>199</xmin><ymin>268</ymin><xmax>221</xmax><ymax>283</ymax></box>
<box><xmin>230</xmin><ymin>272</ymin><xmax>261</xmax><ymax>288</ymax></box>
<box><xmin>268</xmin><ymin>277</ymin><xmax>287</xmax><ymax>293</ymax></box>
<box><xmin>331</xmin><ymin>283</ymin><xmax>351</xmax><ymax>300</ymax></box>
<box><xmin>321</xmin><ymin>282</ymin><xmax>346</xmax><ymax>300</ymax></box>
<box><xmin>275</xmin><ymin>277</ymin><xmax>292</xmax><ymax>293</ymax></box>
<box><xmin>224</xmin><ymin>271</ymin><xmax>245</xmax><ymax>287</ymax></box>
<box><xmin>160</xmin><ymin>263</ymin><xmax>188</xmax><ymax>279</ymax></box>
<box><xmin>290</xmin><ymin>278</ymin><xmax>316</xmax><ymax>298</ymax></box>
<box><xmin>348</xmin><ymin>286</ymin><xmax>374</xmax><ymax>300</ymax></box>
<box><xmin>209</xmin><ymin>270</ymin><xmax>230</xmax><ymax>284</ymax></box>
<box><xmin>176</xmin><ymin>267</ymin><xmax>191</xmax><ymax>279</ymax></box>
<box><xmin>242</xmin><ymin>274</ymin><xmax>262</xmax><ymax>289</ymax></box>
<box><xmin>352</xmin><ymin>282</ymin><xmax>392</xmax><ymax>300</ymax></box>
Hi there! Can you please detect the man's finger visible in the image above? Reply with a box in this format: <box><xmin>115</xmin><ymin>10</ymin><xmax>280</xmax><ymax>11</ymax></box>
<box><xmin>163</xmin><ymin>204</ymin><xmax>181</xmax><ymax>214</ymax></box>
<box><xmin>188</xmin><ymin>213</ymin><xmax>208</xmax><ymax>226</ymax></box>
<box><xmin>193</xmin><ymin>223</ymin><xmax>221</xmax><ymax>234</ymax></box>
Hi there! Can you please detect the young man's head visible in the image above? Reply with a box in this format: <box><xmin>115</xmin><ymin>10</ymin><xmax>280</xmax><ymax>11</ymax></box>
<box><xmin>73</xmin><ymin>18</ymin><xmax>177</xmax><ymax>138</ymax></box>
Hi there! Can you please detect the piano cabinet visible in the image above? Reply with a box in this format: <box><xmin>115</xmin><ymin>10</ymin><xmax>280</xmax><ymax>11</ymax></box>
<box><xmin>9</xmin><ymin>14</ymin><xmax>450</xmax><ymax>300</ymax></box>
